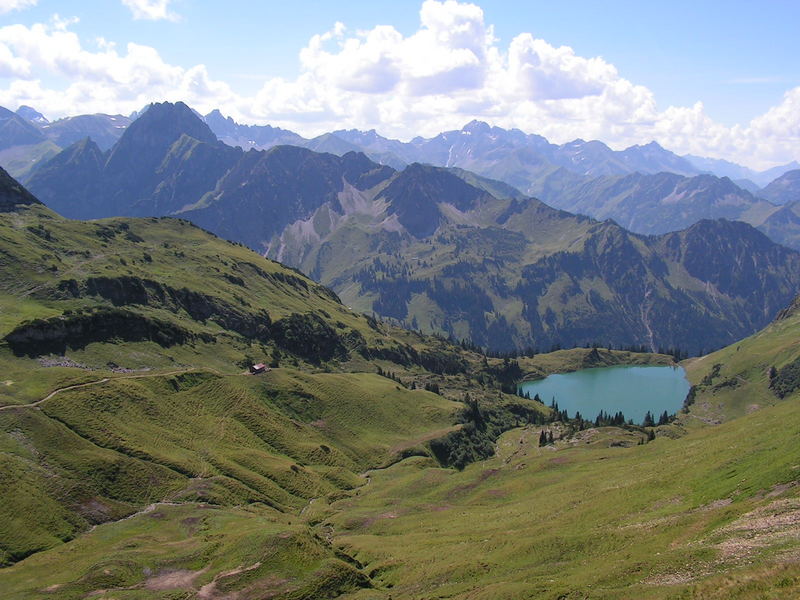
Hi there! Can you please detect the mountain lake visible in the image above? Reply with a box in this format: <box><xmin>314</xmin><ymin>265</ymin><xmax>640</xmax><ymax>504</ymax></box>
<box><xmin>518</xmin><ymin>365</ymin><xmax>691</xmax><ymax>424</ymax></box>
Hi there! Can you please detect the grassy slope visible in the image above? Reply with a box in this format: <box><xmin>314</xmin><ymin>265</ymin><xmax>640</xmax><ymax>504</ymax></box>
<box><xmin>0</xmin><ymin>367</ymin><xmax>458</xmax><ymax>563</ymax></box>
<box><xmin>5</xmin><ymin>326</ymin><xmax>796</xmax><ymax>598</ymax></box>
<box><xmin>0</xmin><ymin>204</ymin><xmax>461</xmax><ymax>555</ymax></box>
<box><xmin>2</xmin><ymin>503</ymin><xmax>371</xmax><ymax>600</ymax></box>
<box><xmin>292</xmin><ymin>311</ymin><xmax>800</xmax><ymax>599</ymax></box>
<box><xmin>682</xmin><ymin>298</ymin><xmax>800</xmax><ymax>424</ymax></box>
<box><xmin>2</xmin><ymin>198</ymin><xmax>799</xmax><ymax>598</ymax></box>
<box><xmin>321</xmin><ymin>398</ymin><xmax>800</xmax><ymax>599</ymax></box>
<box><xmin>0</xmin><ymin>204</ymin><xmax>424</xmax><ymax>408</ymax></box>
<box><xmin>0</xmin><ymin>199</ymin><xmax>549</xmax><ymax>596</ymax></box>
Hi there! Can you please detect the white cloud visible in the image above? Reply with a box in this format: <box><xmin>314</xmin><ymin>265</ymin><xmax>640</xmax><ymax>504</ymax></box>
<box><xmin>0</xmin><ymin>0</ymin><xmax>36</xmax><ymax>14</ymax></box>
<box><xmin>0</xmin><ymin>16</ymin><xmax>230</xmax><ymax>116</ymax></box>
<box><xmin>121</xmin><ymin>0</ymin><xmax>178</xmax><ymax>22</ymax></box>
<box><xmin>0</xmin><ymin>1</ymin><xmax>797</xmax><ymax>170</ymax></box>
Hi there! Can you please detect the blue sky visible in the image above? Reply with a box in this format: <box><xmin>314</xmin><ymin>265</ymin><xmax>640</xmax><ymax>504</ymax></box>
<box><xmin>0</xmin><ymin>0</ymin><xmax>798</xmax><ymax>168</ymax></box>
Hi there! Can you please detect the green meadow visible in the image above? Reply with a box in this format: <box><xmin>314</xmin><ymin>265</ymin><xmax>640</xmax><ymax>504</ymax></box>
<box><xmin>1</xmin><ymin>195</ymin><xmax>799</xmax><ymax>598</ymax></box>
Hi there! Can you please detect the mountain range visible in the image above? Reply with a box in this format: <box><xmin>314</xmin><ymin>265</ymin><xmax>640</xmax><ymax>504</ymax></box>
<box><xmin>24</xmin><ymin>101</ymin><xmax>800</xmax><ymax>355</ymax></box>
<box><xmin>4</xmin><ymin>101</ymin><xmax>799</xmax><ymax>193</ymax></box>
<box><xmin>5</xmin><ymin>103</ymin><xmax>800</xmax><ymax>254</ymax></box>
<box><xmin>319</xmin><ymin>119</ymin><xmax>800</xmax><ymax>250</ymax></box>
<box><xmin>0</xmin><ymin>105</ymin><xmax>130</xmax><ymax>182</ymax></box>
<box><xmin>196</xmin><ymin>110</ymin><xmax>800</xmax><ymax>194</ymax></box>
<box><xmin>683</xmin><ymin>153</ymin><xmax>800</xmax><ymax>188</ymax></box>
<box><xmin>2</xmin><ymin>161</ymin><xmax>800</xmax><ymax>597</ymax></box>
<box><xmin>198</xmin><ymin>112</ymin><xmax>800</xmax><ymax>250</ymax></box>
<box><xmin>525</xmin><ymin>168</ymin><xmax>798</xmax><ymax>243</ymax></box>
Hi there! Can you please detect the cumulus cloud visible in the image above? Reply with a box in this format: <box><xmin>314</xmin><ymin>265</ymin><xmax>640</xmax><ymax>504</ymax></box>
<box><xmin>0</xmin><ymin>0</ymin><xmax>797</xmax><ymax>169</ymax></box>
<box><xmin>121</xmin><ymin>0</ymin><xmax>178</xmax><ymax>22</ymax></box>
<box><xmin>0</xmin><ymin>16</ymin><xmax>232</xmax><ymax>116</ymax></box>
<box><xmin>245</xmin><ymin>0</ymin><xmax>799</xmax><ymax>169</ymax></box>
<box><xmin>0</xmin><ymin>0</ymin><xmax>36</xmax><ymax>14</ymax></box>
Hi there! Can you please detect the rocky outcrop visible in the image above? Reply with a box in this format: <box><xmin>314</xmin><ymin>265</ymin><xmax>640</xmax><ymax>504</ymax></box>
<box><xmin>53</xmin><ymin>275</ymin><xmax>272</xmax><ymax>342</ymax></box>
<box><xmin>5</xmin><ymin>308</ymin><xmax>207</xmax><ymax>356</ymax></box>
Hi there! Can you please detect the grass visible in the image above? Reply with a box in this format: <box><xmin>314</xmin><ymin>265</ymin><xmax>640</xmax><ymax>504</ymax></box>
<box><xmin>318</xmin><ymin>393</ymin><xmax>800</xmax><ymax>599</ymax></box>
<box><xmin>682</xmin><ymin>296</ymin><xmax>800</xmax><ymax>424</ymax></box>
<box><xmin>0</xmin><ymin>367</ymin><xmax>459</xmax><ymax>564</ymax></box>
<box><xmin>0</xmin><ymin>502</ymin><xmax>369</xmax><ymax>600</ymax></box>
<box><xmin>3</xmin><ymin>200</ymin><xmax>800</xmax><ymax>598</ymax></box>
<box><xmin>0</xmin><ymin>204</ymin><xmax>473</xmax><ymax>409</ymax></box>
<box><xmin>283</xmin><ymin>304</ymin><xmax>800</xmax><ymax>599</ymax></box>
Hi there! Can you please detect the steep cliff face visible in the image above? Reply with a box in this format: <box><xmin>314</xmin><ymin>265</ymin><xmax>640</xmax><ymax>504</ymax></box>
<box><xmin>54</xmin><ymin>275</ymin><xmax>273</xmax><ymax>341</ymax></box>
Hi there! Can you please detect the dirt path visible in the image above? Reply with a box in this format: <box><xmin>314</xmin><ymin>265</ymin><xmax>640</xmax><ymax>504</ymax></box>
<box><xmin>88</xmin><ymin>502</ymin><xmax>187</xmax><ymax>533</ymax></box>
<box><xmin>0</xmin><ymin>368</ymin><xmax>208</xmax><ymax>412</ymax></box>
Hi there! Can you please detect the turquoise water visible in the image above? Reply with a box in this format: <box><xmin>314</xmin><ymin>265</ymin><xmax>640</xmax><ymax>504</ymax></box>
<box><xmin>518</xmin><ymin>365</ymin><xmax>690</xmax><ymax>424</ymax></box>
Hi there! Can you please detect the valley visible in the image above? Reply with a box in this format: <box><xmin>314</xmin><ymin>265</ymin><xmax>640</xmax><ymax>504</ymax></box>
<box><xmin>0</xmin><ymin>153</ymin><xmax>799</xmax><ymax>597</ymax></box>
<box><xmin>14</xmin><ymin>102</ymin><xmax>800</xmax><ymax>356</ymax></box>
<box><xmin>2</xmin><ymin>2</ymin><xmax>800</xmax><ymax>598</ymax></box>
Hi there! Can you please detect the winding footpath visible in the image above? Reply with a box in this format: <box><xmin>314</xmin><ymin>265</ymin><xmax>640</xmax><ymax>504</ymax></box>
<box><xmin>0</xmin><ymin>368</ymin><xmax>208</xmax><ymax>412</ymax></box>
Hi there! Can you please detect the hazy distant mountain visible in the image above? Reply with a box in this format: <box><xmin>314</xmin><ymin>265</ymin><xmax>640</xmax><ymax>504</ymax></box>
<box><xmin>28</xmin><ymin>101</ymin><xmax>800</xmax><ymax>353</ymax></box>
<box><xmin>205</xmin><ymin>113</ymin><xmax>703</xmax><ymax>185</ymax></box>
<box><xmin>336</xmin><ymin>120</ymin><xmax>701</xmax><ymax>182</ymax></box>
<box><xmin>0</xmin><ymin>105</ymin><xmax>131</xmax><ymax>181</ymax></box>
<box><xmin>0</xmin><ymin>106</ymin><xmax>46</xmax><ymax>150</ymax></box>
<box><xmin>331</xmin><ymin>128</ymin><xmax>411</xmax><ymax>168</ymax></box>
<box><xmin>302</xmin><ymin>132</ymin><xmax>364</xmax><ymax>156</ymax></box>
<box><xmin>525</xmin><ymin>168</ymin><xmax>800</xmax><ymax>249</ymax></box>
<box><xmin>759</xmin><ymin>169</ymin><xmax>800</xmax><ymax>205</ymax></box>
<box><xmin>15</xmin><ymin>105</ymin><xmax>48</xmax><ymax>124</ymax></box>
<box><xmin>530</xmin><ymin>170</ymin><xmax>777</xmax><ymax>233</ymax></box>
<box><xmin>204</xmin><ymin>108</ymin><xmax>305</xmax><ymax>149</ymax></box>
<box><xmin>39</xmin><ymin>113</ymin><xmax>131</xmax><ymax>151</ymax></box>
<box><xmin>204</xmin><ymin>110</ymin><xmax>409</xmax><ymax>169</ymax></box>
<box><xmin>0</xmin><ymin>107</ymin><xmax>57</xmax><ymax>180</ymax></box>
<box><xmin>684</xmin><ymin>154</ymin><xmax>800</xmax><ymax>188</ymax></box>
<box><xmin>11</xmin><ymin>102</ymin><xmax>800</xmax><ymax>205</ymax></box>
